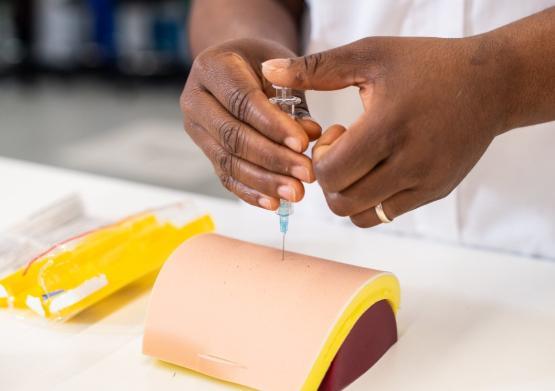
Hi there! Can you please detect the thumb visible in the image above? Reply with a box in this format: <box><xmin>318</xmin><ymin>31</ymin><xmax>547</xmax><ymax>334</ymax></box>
<box><xmin>262</xmin><ymin>44</ymin><xmax>362</xmax><ymax>91</ymax></box>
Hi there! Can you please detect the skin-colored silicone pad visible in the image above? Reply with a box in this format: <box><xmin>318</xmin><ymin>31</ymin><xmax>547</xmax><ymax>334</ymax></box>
<box><xmin>143</xmin><ymin>233</ymin><xmax>400</xmax><ymax>391</ymax></box>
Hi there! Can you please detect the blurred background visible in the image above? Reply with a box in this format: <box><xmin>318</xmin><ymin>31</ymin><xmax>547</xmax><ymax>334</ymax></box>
<box><xmin>0</xmin><ymin>0</ymin><xmax>229</xmax><ymax>199</ymax></box>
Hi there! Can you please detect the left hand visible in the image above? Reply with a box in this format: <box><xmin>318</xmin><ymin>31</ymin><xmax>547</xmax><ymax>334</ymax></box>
<box><xmin>262</xmin><ymin>36</ymin><xmax>511</xmax><ymax>227</ymax></box>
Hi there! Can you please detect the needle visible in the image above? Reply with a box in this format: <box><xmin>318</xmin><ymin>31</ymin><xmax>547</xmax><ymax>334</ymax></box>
<box><xmin>282</xmin><ymin>232</ymin><xmax>285</xmax><ymax>260</ymax></box>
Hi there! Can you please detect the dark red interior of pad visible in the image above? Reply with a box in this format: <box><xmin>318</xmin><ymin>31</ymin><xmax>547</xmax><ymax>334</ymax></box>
<box><xmin>318</xmin><ymin>299</ymin><xmax>397</xmax><ymax>391</ymax></box>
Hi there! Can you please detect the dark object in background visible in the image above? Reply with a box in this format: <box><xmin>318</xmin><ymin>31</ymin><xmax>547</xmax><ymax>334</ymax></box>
<box><xmin>0</xmin><ymin>0</ymin><xmax>192</xmax><ymax>83</ymax></box>
<box><xmin>0</xmin><ymin>0</ymin><xmax>35</xmax><ymax>80</ymax></box>
<box><xmin>13</xmin><ymin>0</ymin><xmax>34</xmax><ymax>77</ymax></box>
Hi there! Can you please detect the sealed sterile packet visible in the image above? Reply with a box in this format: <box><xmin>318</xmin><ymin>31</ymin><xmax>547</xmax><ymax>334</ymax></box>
<box><xmin>0</xmin><ymin>195</ymin><xmax>214</xmax><ymax>321</ymax></box>
<box><xmin>0</xmin><ymin>194</ymin><xmax>104</xmax><ymax>277</ymax></box>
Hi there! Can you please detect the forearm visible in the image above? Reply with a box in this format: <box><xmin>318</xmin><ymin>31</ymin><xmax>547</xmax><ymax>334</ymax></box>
<box><xmin>189</xmin><ymin>0</ymin><xmax>303</xmax><ymax>57</ymax></box>
<box><xmin>481</xmin><ymin>6</ymin><xmax>555</xmax><ymax>132</ymax></box>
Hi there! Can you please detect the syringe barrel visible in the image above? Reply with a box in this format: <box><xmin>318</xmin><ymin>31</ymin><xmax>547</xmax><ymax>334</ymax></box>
<box><xmin>277</xmin><ymin>199</ymin><xmax>294</xmax><ymax>217</ymax></box>
<box><xmin>279</xmin><ymin>215</ymin><xmax>289</xmax><ymax>234</ymax></box>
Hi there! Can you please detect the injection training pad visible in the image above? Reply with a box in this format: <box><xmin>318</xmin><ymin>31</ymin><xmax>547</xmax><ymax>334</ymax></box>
<box><xmin>143</xmin><ymin>234</ymin><xmax>400</xmax><ymax>390</ymax></box>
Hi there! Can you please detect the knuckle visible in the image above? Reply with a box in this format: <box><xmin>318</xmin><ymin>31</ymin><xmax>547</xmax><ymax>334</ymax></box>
<box><xmin>218</xmin><ymin>173</ymin><xmax>235</xmax><ymax>192</ymax></box>
<box><xmin>400</xmin><ymin>167</ymin><xmax>419</xmax><ymax>189</ymax></box>
<box><xmin>180</xmin><ymin>83</ymin><xmax>205</xmax><ymax>115</ymax></box>
<box><xmin>223</xmin><ymin>154</ymin><xmax>240</xmax><ymax>178</ymax></box>
<box><xmin>251</xmin><ymin>170</ymin><xmax>273</xmax><ymax>191</ymax></box>
<box><xmin>205</xmin><ymin>143</ymin><xmax>218</xmax><ymax>164</ymax></box>
<box><xmin>218</xmin><ymin>152</ymin><xmax>232</xmax><ymax>175</ymax></box>
<box><xmin>298</xmin><ymin>53</ymin><xmax>323</xmax><ymax>86</ymax></box>
<box><xmin>179</xmin><ymin>89</ymin><xmax>194</xmax><ymax>114</ymax></box>
<box><xmin>217</xmin><ymin>120</ymin><xmax>247</xmax><ymax>156</ymax></box>
<box><xmin>420</xmin><ymin>178</ymin><xmax>452</xmax><ymax>202</ymax></box>
<box><xmin>313</xmin><ymin>159</ymin><xmax>337</xmax><ymax>192</ymax></box>
<box><xmin>325</xmin><ymin>192</ymin><xmax>352</xmax><ymax>217</ymax></box>
<box><xmin>383</xmin><ymin>129</ymin><xmax>398</xmax><ymax>152</ymax></box>
<box><xmin>403</xmin><ymin>167</ymin><xmax>422</xmax><ymax>188</ymax></box>
<box><xmin>358</xmin><ymin>37</ymin><xmax>377</xmax><ymax>56</ymax></box>
<box><xmin>435</xmin><ymin>184</ymin><xmax>454</xmax><ymax>200</ymax></box>
<box><xmin>356</xmin><ymin>37</ymin><xmax>382</xmax><ymax>66</ymax></box>
<box><xmin>216</xmin><ymin>50</ymin><xmax>244</xmax><ymax>64</ymax></box>
<box><xmin>208</xmin><ymin>145</ymin><xmax>234</xmax><ymax>177</ymax></box>
<box><xmin>313</xmin><ymin>159</ymin><xmax>326</xmax><ymax>182</ymax></box>
<box><xmin>398</xmin><ymin>154</ymin><xmax>428</xmax><ymax>187</ymax></box>
<box><xmin>261</xmin><ymin>149</ymin><xmax>283</xmax><ymax>171</ymax></box>
<box><xmin>192</xmin><ymin>50</ymin><xmax>213</xmax><ymax>74</ymax></box>
<box><xmin>182</xmin><ymin>118</ymin><xmax>194</xmax><ymax>136</ymax></box>
<box><xmin>227</xmin><ymin>87</ymin><xmax>256</xmax><ymax>122</ymax></box>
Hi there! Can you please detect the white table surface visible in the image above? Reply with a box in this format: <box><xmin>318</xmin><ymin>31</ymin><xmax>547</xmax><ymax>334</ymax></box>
<box><xmin>1</xmin><ymin>157</ymin><xmax>554</xmax><ymax>391</ymax></box>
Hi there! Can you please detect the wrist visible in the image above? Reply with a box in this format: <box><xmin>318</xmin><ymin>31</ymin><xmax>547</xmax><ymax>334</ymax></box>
<box><xmin>464</xmin><ymin>32</ymin><xmax>523</xmax><ymax>136</ymax></box>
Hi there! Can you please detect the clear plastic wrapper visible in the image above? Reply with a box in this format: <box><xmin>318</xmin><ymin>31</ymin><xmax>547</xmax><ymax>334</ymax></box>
<box><xmin>0</xmin><ymin>196</ymin><xmax>214</xmax><ymax>321</ymax></box>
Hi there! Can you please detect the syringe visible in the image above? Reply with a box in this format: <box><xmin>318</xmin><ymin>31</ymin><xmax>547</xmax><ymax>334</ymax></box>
<box><xmin>269</xmin><ymin>85</ymin><xmax>301</xmax><ymax>260</ymax></box>
<box><xmin>277</xmin><ymin>200</ymin><xmax>293</xmax><ymax>259</ymax></box>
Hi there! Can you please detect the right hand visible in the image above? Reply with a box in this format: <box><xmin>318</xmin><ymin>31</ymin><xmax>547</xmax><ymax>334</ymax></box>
<box><xmin>181</xmin><ymin>38</ymin><xmax>321</xmax><ymax>210</ymax></box>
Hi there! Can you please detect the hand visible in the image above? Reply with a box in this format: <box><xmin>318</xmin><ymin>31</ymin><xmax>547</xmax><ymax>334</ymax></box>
<box><xmin>181</xmin><ymin>38</ymin><xmax>321</xmax><ymax>210</ymax></box>
<box><xmin>262</xmin><ymin>36</ymin><xmax>510</xmax><ymax>227</ymax></box>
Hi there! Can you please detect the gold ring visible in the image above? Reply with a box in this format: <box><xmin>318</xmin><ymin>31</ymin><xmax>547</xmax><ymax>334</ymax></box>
<box><xmin>375</xmin><ymin>203</ymin><xmax>392</xmax><ymax>224</ymax></box>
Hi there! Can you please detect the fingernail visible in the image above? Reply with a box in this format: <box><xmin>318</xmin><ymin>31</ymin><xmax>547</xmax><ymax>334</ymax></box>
<box><xmin>277</xmin><ymin>185</ymin><xmax>296</xmax><ymax>201</ymax></box>
<box><xmin>284</xmin><ymin>137</ymin><xmax>302</xmax><ymax>153</ymax></box>
<box><xmin>258</xmin><ymin>197</ymin><xmax>273</xmax><ymax>209</ymax></box>
<box><xmin>291</xmin><ymin>166</ymin><xmax>312</xmax><ymax>182</ymax></box>
<box><xmin>262</xmin><ymin>58</ymin><xmax>291</xmax><ymax>72</ymax></box>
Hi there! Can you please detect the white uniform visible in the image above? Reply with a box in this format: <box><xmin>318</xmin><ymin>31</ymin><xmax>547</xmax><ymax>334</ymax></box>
<box><xmin>301</xmin><ymin>0</ymin><xmax>555</xmax><ymax>260</ymax></box>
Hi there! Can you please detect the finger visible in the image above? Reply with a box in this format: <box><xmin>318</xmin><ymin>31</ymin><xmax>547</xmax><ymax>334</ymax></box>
<box><xmin>228</xmin><ymin>157</ymin><xmax>306</xmax><ymax>203</ymax></box>
<box><xmin>219</xmin><ymin>174</ymin><xmax>280</xmax><ymax>211</ymax></box>
<box><xmin>263</xmin><ymin>85</ymin><xmax>322</xmax><ymax>140</ymax></box>
<box><xmin>322</xmin><ymin>158</ymin><xmax>409</xmax><ymax>217</ymax></box>
<box><xmin>261</xmin><ymin>40</ymin><xmax>370</xmax><ymax>91</ymax></box>
<box><xmin>313</xmin><ymin>114</ymin><xmax>394</xmax><ymax>193</ymax></box>
<box><xmin>186</xmin><ymin>117</ymin><xmax>279</xmax><ymax>209</ymax></box>
<box><xmin>293</xmin><ymin>105</ymin><xmax>322</xmax><ymax>141</ymax></box>
<box><xmin>184</xmin><ymin>88</ymin><xmax>314</xmax><ymax>183</ymax></box>
<box><xmin>349</xmin><ymin>189</ymin><xmax>423</xmax><ymax>228</ymax></box>
<box><xmin>185</xmin><ymin>120</ymin><xmax>305</xmax><ymax>204</ymax></box>
<box><xmin>192</xmin><ymin>53</ymin><xmax>309</xmax><ymax>153</ymax></box>
<box><xmin>299</xmin><ymin>117</ymin><xmax>322</xmax><ymax>141</ymax></box>
<box><xmin>312</xmin><ymin>124</ymin><xmax>346</xmax><ymax>161</ymax></box>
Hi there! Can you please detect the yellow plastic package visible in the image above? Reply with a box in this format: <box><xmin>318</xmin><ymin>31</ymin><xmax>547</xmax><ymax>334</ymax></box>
<box><xmin>0</xmin><ymin>202</ymin><xmax>214</xmax><ymax>321</ymax></box>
